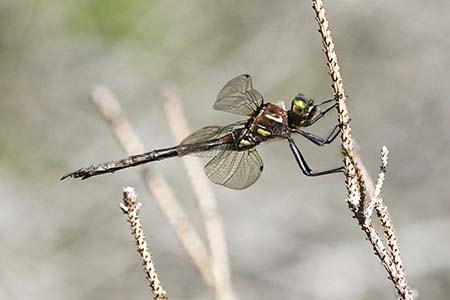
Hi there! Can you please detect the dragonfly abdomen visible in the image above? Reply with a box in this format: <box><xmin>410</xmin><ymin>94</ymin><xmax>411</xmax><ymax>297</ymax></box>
<box><xmin>61</xmin><ymin>137</ymin><xmax>234</xmax><ymax>180</ymax></box>
<box><xmin>60</xmin><ymin>147</ymin><xmax>180</xmax><ymax>180</ymax></box>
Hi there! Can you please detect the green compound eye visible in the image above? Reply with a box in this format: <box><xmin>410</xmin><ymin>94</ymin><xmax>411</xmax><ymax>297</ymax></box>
<box><xmin>293</xmin><ymin>99</ymin><xmax>307</xmax><ymax>110</ymax></box>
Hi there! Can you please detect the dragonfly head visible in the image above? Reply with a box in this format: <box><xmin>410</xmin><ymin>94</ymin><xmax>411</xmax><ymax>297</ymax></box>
<box><xmin>288</xmin><ymin>94</ymin><xmax>316</xmax><ymax>128</ymax></box>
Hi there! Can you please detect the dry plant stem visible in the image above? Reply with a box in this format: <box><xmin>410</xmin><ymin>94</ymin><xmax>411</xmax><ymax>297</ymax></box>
<box><xmin>363</xmin><ymin>149</ymin><xmax>412</xmax><ymax>298</ymax></box>
<box><xmin>364</xmin><ymin>146</ymin><xmax>388</xmax><ymax>223</ymax></box>
<box><xmin>358</xmin><ymin>148</ymin><xmax>413</xmax><ymax>299</ymax></box>
<box><xmin>161</xmin><ymin>87</ymin><xmax>236</xmax><ymax>300</ymax></box>
<box><xmin>90</xmin><ymin>87</ymin><xmax>215</xmax><ymax>288</ymax></box>
<box><xmin>311</xmin><ymin>0</ymin><xmax>367</xmax><ymax>209</ymax></box>
<box><xmin>372</xmin><ymin>148</ymin><xmax>410</xmax><ymax>297</ymax></box>
<box><xmin>120</xmin><ymin>187</ymin><xmax>168</xmax><ymax>300</ymax></box>
<box><xmin>311</xmin><ymin>1</ymin><xmax>414</xmax><ymax>299</ymax></box>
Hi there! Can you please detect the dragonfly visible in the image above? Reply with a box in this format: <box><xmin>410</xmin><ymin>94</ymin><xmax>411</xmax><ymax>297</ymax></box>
<box><xmin>61</xmin><ymin>74</ymin><xmax>343</xmax><ymax>189</ymax></box>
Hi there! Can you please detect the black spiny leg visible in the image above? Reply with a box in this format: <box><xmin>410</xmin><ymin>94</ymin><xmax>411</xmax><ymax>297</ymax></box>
<box><xmin>287</xmin><ymin>137</ymin><xmax>344</xmax><ymax>177</ymax></box>
<box><xmin>308</xmin><ymin>101</ymin><xmax>337</xmax><ymax>126</ymax></box>
<box><xmin>299</xmin><ymin>123</ymin><xmax>340</xmax><ymax>146</ymax></box>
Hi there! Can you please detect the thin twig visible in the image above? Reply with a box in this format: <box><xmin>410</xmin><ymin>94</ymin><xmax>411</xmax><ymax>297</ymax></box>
<box><xmin>373</xmin><ymin>147</ymin><xmax>411</xmax><ymax>297</ymax></box>
<box><xmin>120</xmin><ymin>187</ymin><xmax>168</xmax><ymax>300</ymax></box>
<box><xmin>311</xmin><ymin>0</ymin><xmax>367</xmax><ymax>211</ymax></box>
<box><xmin>364</xmin><ymin>146</ymin><xmax>388</xmax><ymax>224</ymax></box>
<box><xmin>161</xmin><ymin>87</ymin><xmax>237</xmax><ymax>300</ymax></box>
<box><xmin>373</xmin><ymin>146</ymin><xmax>389</xmax><ymax>200</ymax></box>
<box><xmin>355</xmin><ymin>147</ymin><xmax>414</xmax><ymax>299</ymax></box>
<box><xmin>90</xmin><ymin>86</ymin><xmax>215</xmax><ymax>288</ymax></box>
<box><xmin>311</xmin><ymin>1</ymin><xmax>414</xmax><ymax>299</ymax></box>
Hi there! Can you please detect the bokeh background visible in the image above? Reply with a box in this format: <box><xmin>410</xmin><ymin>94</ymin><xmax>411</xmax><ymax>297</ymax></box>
<box><xmin>1</xmin><ymin>1</ymin><xmax>449</xmax><ymax>299</ymax></box>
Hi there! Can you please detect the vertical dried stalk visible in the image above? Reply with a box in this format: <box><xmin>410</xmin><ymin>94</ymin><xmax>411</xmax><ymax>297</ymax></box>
<box><xmin>161</xmin><ymin>87</ymin><xmax>236</xmax><ymax>300</ymax></box>
<box><xmin>311</xmin><ymin>1</ymin><xmax>414</xmax><ymax>299</ymax></box>
<box><xmin>311</xmin><ymin>0</ymin><xmax>367</xmax><ymax>210</ymax></box>
<box><xmin>90</xmin><ymin>87</ymin><xmax>215</xmax><ymax>288</ymax></box>
<box><xmin>120</xmin><ymin>186</ymin><xmax>168</xmax><ymax>300</ymax></box>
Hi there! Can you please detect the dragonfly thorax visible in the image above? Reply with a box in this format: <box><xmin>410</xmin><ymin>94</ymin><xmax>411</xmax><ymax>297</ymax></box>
<box><xmin>254</xmin><ymin>103</ymin><xmax>289</xmax><ymax>137</ymax></box>
<box><xmin>234</xmin><ymin>103</ymin><xmax>289</xmax><ymax>150</ymax></box>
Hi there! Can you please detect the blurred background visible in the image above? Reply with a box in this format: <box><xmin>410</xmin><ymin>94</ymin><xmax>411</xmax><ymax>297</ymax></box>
<box><xmin>1</xmin><ymin>0</ymin><xmax>449</xmax><ymax>299</ymax></box>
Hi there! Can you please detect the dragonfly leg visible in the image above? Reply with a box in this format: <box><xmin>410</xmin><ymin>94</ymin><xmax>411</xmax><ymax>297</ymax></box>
<box><xmin>287</xmin><ymin>137</ymin><xmax>344</xmax><ymax>177</ymax></box>
<box><xmin>299</xmin><ymin>123</ymin><xmax>340</xmax><ymax>146</ymax></box>
<box><xmin>316</xmin><ymin>98</ymin><xmax>336</xmax><ymax>107</ymax></box>
<box><xmin>308</xmin><ymin>101</ymin><xmax>337</xmax><ymax>126</ymax></box>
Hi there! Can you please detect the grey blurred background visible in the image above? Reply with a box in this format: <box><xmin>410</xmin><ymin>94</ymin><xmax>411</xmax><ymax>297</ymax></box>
<box><xmin>1</xmin><ymin>1</ymin><xmax>449</xmax><ymax>299</ymax></box>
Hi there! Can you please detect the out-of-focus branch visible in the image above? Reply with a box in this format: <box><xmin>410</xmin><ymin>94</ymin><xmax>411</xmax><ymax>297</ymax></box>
<box><xmin>90</xmin><ymin>87</ymin><xmax>215</xmax><ymax>288</ymax></box>
<box><xmin>161</xmin><ymin>87</ymin><xmax>236</xmax><ymax>300</ymax></box>
<box><xmin>311</xmin><ymin>1</ymin><xmax>414</xmax><ymax>299</ymax></box>
<box><xmin>120</xmin><ymin>187</ymin><xmax>168</xmax><ymax>300</ymax></box>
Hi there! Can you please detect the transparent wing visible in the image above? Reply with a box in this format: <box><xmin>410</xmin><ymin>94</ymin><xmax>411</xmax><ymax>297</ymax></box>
<box><xmin>214</xmin><ymin>74</ymin><xmax>264</xmax><ymax>116</ymax></box>
<box><xmin>204</xmin><ymin>148</ymin><xmax>264</xmax><ymax>190</ymax></box>
<box><xmin>181</xmin><ymin>126</ymin><xmax>224</xmax><ymax>145</ymax></box>
<box><xmin>180</xmin><ymin>121</ymin><xmax>246</xmax><ymax>158</ymax></box>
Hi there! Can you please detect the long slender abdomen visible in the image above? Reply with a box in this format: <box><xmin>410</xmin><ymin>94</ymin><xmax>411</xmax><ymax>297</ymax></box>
<box><xmin>60</xmin><ymin>146</ymin><xmax>180</xmax><ymax>180</ymax></box>
<box><xmin>60</xmin><ymin>137</ymin><xmax>231</xmax><ymax>180</ymax></box>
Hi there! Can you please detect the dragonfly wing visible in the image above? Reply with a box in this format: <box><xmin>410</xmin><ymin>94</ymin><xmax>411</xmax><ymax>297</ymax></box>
<box><xmin>204</xmin><ymin>148</ymin><xmax>264</xmax><ymax>190</ymax></box>
<box><xmin>214</xmin><ymin>74</ymin><xmax>264</xmax><ymax>116</ymax></box>
<box><xmin>179</xmin><ymin>126</ymin><xmax>227</xmax><ymax>158</ymax></box>
<box><xmin>180</xmin><ymin>122</ymin><xmax>246</xmax><ymax>157</ymax></box>
<box><xmin>181</xmin><ymin>126</ymin><xmax>223</xmax><ymax>145</ymax></box>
